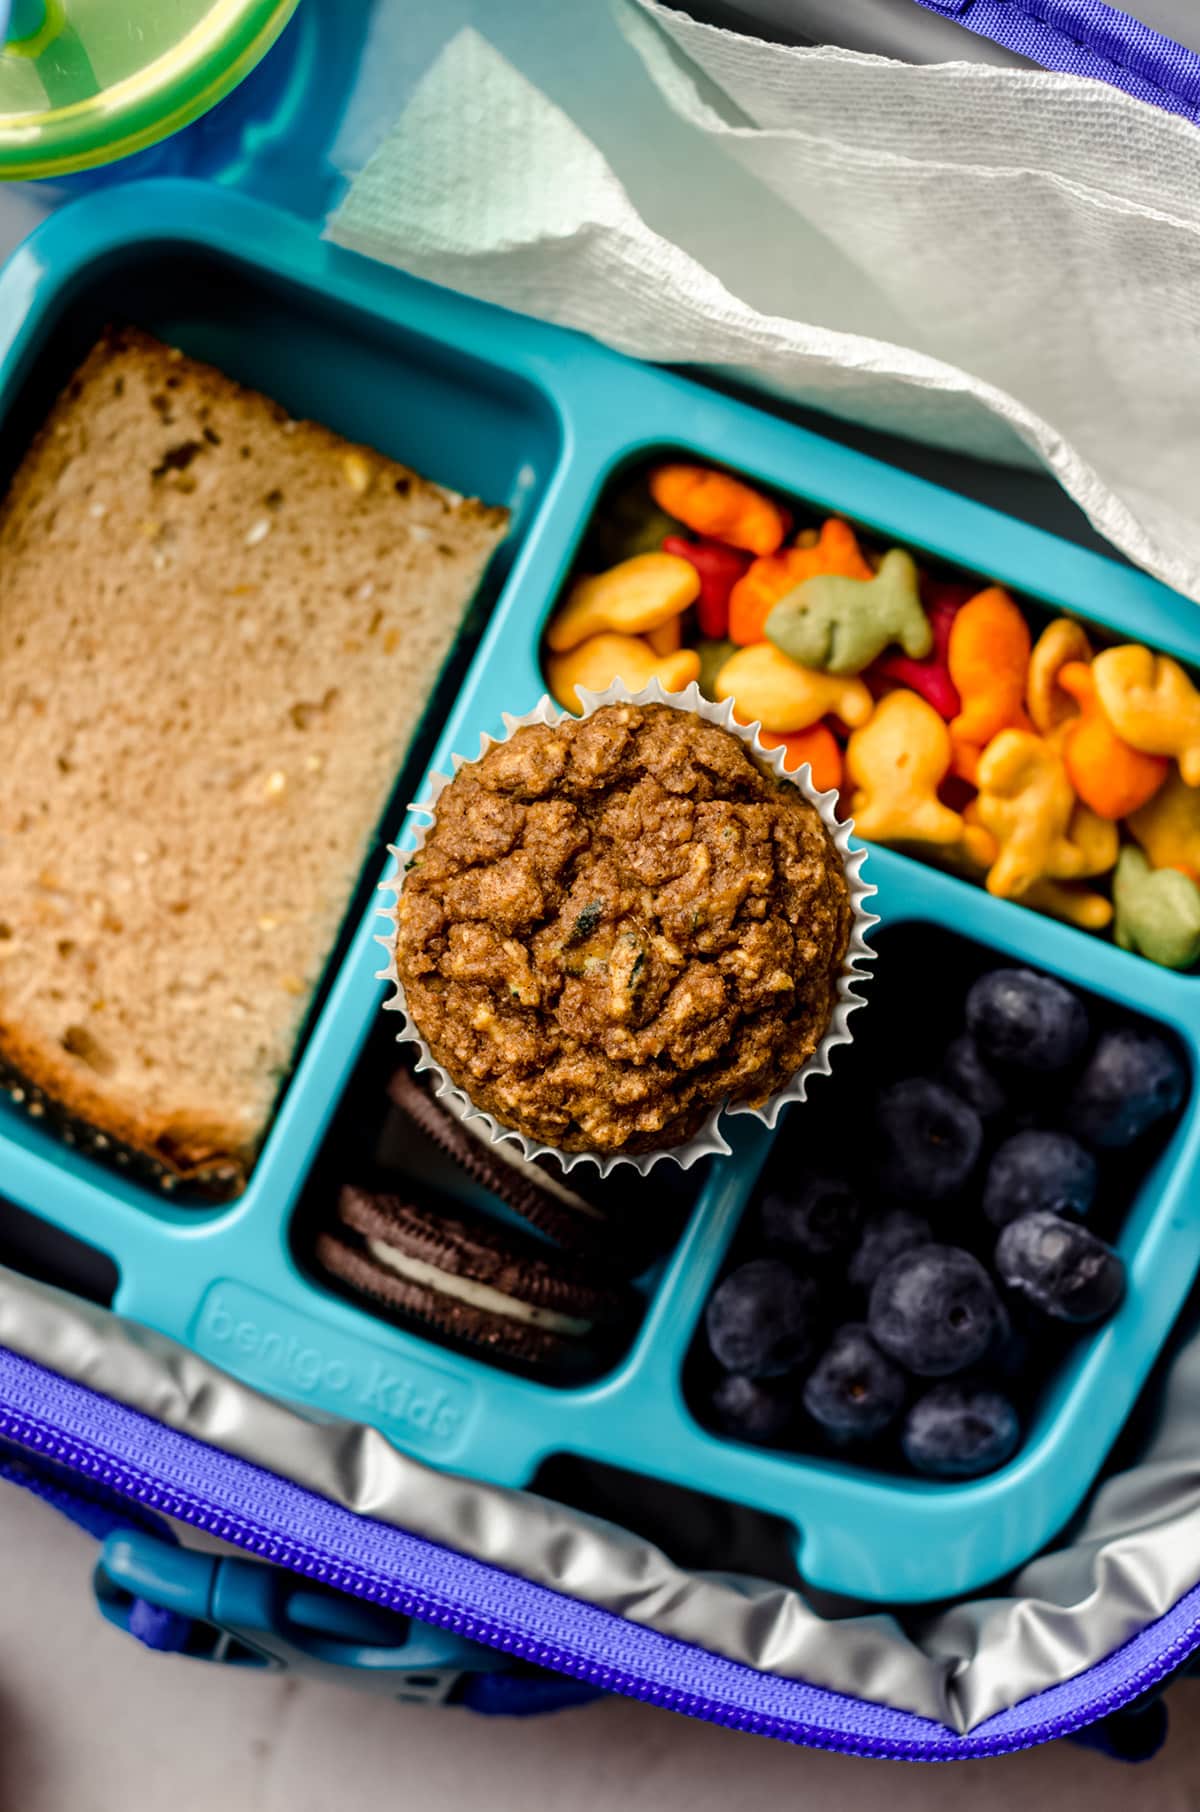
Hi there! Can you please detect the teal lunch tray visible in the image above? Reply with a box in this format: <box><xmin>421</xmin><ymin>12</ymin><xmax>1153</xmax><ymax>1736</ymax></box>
<box><xmin>0</xmin><ymin>178</ymin><xmax>1197</xmax><ymax>1605</ymax></box>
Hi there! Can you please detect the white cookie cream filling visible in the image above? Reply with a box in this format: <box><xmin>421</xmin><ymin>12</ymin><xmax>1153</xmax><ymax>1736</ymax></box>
<box><xmin>366</xmin><ymin>1238</ymin><xmax>593</xmax><ymax>1337</ymax></box>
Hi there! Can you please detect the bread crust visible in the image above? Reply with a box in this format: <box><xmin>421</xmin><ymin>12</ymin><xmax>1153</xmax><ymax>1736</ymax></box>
<box><xmin>0</xmin><ymin>327</ymin><xmax>508</xmax><ymax>1194</ymax></box>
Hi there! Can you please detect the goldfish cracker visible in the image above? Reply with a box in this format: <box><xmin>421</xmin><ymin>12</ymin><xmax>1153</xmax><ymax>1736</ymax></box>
<box><xmin>547</xmin><ymin>553</ymin><xmax>699</xmax><ymax>653</ymax></box>
<box><xmin>972</xmin><ymin>730</ymin><xmax>1085</xmax><ymax>899</ymax></box>
<box><xmin>768</xmin><ymin>549</ymin><xmax>932</xmax><ymax>676</ymax></box>
<box><xmin>647</xmin><ymin>615</ymin><xmax>684</xmax><ymax>656</ymax></box>
<box><xmin>545</xmin><ymin>633</ymin><xmax>700</xmax><ymax>714</ymax></box>
<box><xmin>872</xmin><ymin>589</ymin><xmax>961</xmax><ymax>720</ymax></box>
<box><xmin>1114</xmin><ymin>847</ymin><xmax>1200</xmax><ymax>970</ymax></box>
<box><xmin>1126</xmin><ymin>765</ymin><xmax>1200</xmax><ymax>880</ymax></box>
<box><xmin>661</xmin><ymin>535</ymin><xmax>749</xmax><ymax>639</ymax></box>
<box><xmin>758</xmin><ymin>724</ymin><xmax>843</xmax><ymax>792</ymax></box>
<box><xmin>1065</xmin><ymin>803</ymin><xmax>1119</xmax><ymax>877</ymax></box>
<box><xmin>950</xmin><ymin>738</ymin><xmax>982</xmax><ymax>787</ymax></box>
<box><xmin>728</xmin><ymin>519</ymin><xmax>872</xmax><ymax>646</ymax></box>
<box><xmin>845</xmin><ymin>691</ymin><xmax>966</xmax><ymax>848</ymax></box>
<box><xmin>648</xmin><ymin>463</ymin><xmax>788</xmax><ymax>557</ymax></box>
<box><xmin>714</xmin><ymin>642</ymin><xmax>873</xmax><ymax>734</ymax></box>
<box><xmin>1027</xmin><ymin>618</ymin><xmax>1093</xmax><ymax>736</ymax></box>
<box><xmin>1057</xmin><ymin>661</ymin><xmax>1167</xmax><ymax>820</ymax></box>
<box><xmin>1023</xmin><ymin>878</ymin><xmax>1115</xmax><ymax>932</ymax></box>
<box><xmin>949</xmin><ymin>587</ymin><xmax>1032</xmax><ymax>750</ymax></box>
<box><xmin>1093</xmin><ymin>646</ymin><xmax>1200</xmax><ymax>786</ymax></box>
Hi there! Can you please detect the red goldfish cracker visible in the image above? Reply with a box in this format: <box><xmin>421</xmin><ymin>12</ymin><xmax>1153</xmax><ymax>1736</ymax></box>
<box><xmin>728</xmin><ymin>518</ymin><xmax>872</xmax><ymax>646</ymax></box>
<box><xmin>758</xmin><ymin>724</ymin><xmax>842</xmax><ymax>793</ymax></box>
<box><xmin>661</xmin><ymin>535</ymin><xmax>749</xmax><ymax>640</ymax></box>
<box><xmin>648</xmin><ymin>463</ymin><xmax>788</xmax><ymax>557</ymax></box>
<box><xmin>1057</xmin><ymin>662</ymin><xmax>1167</xmax><ymax>820</ymax></box>
<box><xmin>949</xmin><ymin>587</ymin><xmax>1033</xmax><ymax>751</ymax></box>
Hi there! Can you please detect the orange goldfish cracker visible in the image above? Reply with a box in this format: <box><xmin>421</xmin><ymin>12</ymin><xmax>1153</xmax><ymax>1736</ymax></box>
<box><xmin>845</xmin><ymin>691</ymin><xmax>965</xmax><ymax>847</ymax></box>
<box><xmin>1092</xmin><ymin>646</ymin><xmax>1200</xmax><ymax>786</ymax></box>
<box><xmin>1065</xmin><ymin>666</ymin><xmax>1167</xmax><ymax>822</ymax></box>
<box><xmin>545</xmin><ymin>632</ymin><xmax>700</xmax><ymax>714</ymax></box>
<box><xmin>728</xmin><ymin>519</ymin><xmax>872</xmax><ymax>645</ymax></box>
<box><xmin>714</xmin><ymin>642</ymin><xmax>873</xmax><ymax>733</ymax></box>
<box><xmin>972</xmin><ymin>730</ymin><xmax>1085</xmax><ymax>899</ymax></box>
<box><xmin>646</xmin><ymin>615</ymin><xmax>684</xmax><ymax>656</ymax></box>
<box><xmin>950</xmin><ymin>738</ymin><xmax>981</xmax><ymax>787</ymax></box>
<box><xmin>547</xmin><ymin>552</ymin><xmax>699</xmax><ymax>653</ymax></box>
<box><xmin>1057</xmin><ymin>661</ymin><xmax>1167</xmax><ymax>820</ymax></box>
<box><xmin>758</xmin><ymin>724</ymin><xmax>842</xmax><ymax>792</ymax></box>
<box><xmin>648</xmin><ymin>463</ymin><xmax>788</xmax><ymax>557</ymax></box>
<box><xmin>949</xmin><ymin>586</ymin><xmax>1032</xmax><ymax>749</ymax></box>
<box><xmin>1027</xmin><ymin>617</ymin><xmax>1093</xmax><ymax>735</ymax></box>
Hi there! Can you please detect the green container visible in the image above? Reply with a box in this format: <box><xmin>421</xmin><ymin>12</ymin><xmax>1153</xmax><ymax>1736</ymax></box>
<box><xmin>0</xmin><ymin>0</ymin><xmax>299</xmax><ymax>179</ymax></box>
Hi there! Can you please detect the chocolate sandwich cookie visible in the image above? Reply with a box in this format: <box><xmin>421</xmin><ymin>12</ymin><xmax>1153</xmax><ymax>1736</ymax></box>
<box><xmin>316</xmin><ymin>1185</ymin><xmax>635</xmax><ymax>1371</ymax></box>
<box><xmin>386</xmin><ymin>1068</ymin><xmax>624</xmax><ymax>1262</ymax></box>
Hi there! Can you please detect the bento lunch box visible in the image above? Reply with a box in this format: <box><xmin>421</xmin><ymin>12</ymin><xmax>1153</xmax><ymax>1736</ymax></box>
<box><xmin>2</xmin><ymin>178</ymin><xmax>1199</xmax><ymax>1607</ymax></box>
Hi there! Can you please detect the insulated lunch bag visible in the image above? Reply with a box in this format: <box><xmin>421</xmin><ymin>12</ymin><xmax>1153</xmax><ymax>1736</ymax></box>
<box><xmin>3</xmin><ymin>0</ymin><xmax>1200</xmax><ymax>1762</ymax></box>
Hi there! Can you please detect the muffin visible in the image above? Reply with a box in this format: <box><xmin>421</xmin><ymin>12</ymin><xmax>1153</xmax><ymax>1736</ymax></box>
<box><xmin>390</xmin><ymin>699</ymin><xmax>859</xmax><ymax>1158</ymax></box>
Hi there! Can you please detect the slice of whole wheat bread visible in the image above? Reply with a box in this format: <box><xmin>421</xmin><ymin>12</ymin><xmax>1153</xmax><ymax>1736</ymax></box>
<box><xmin>0</xmin><ymin>327</ymin><xmax>508</xmax><ymax>1193</ymax></box>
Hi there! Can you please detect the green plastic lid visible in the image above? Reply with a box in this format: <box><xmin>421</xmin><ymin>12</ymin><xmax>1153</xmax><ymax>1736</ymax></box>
<box><xmin>0</xmin><ymin>0</ymin><xmax>300</xmax><ymax>179</ymax></box>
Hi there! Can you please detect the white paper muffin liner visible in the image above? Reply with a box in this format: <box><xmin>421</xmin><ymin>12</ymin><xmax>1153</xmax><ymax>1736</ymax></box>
<box><xmin>376</xmin><ymin>679</ymin><xmax>877</xmax><ymax>1176</ymax></box>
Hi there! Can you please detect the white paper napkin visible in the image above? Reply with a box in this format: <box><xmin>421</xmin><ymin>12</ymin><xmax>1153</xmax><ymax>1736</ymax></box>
<box><xmin>328</xmin><ymin>12</ymin><xmax>1200</xmax><ymax>600</ymax></box>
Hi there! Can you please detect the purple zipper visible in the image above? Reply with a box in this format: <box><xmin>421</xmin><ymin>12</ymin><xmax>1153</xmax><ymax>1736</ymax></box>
<box><xmin>915</xmin><ymin>0</ymin><xmax>1200</xmax><ymax>118</ymax></box>
<box><xmin>3</xmin><ymin>1342</ymin><xmax>1200</xmax><ymax>1758</ymax></box>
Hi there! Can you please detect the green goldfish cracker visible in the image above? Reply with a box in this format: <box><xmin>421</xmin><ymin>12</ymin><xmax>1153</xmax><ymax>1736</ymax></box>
<box><xmin>1113</xmin><ymin>846</ymin><xmax>1200</xmax><ymax>971</ymax></box>
<box><xmin>766</xmin><ymin>548</ymin><xmax>932</xmax><ymax>676</ymax></box>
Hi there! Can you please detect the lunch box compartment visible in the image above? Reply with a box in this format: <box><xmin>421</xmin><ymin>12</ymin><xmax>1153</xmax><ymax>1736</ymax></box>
<box><xmin>6</xmin><ymin>182</ymin><xmax>1200</xmax><ymax>1603</ymax></box>
<box><xmin>542</xmin><ymin>448</ymin><xmax>1200</xmax><ymax>985</ymax></box>
<box><xmin>287</xmin><ymin>1021</ymin><xmax>708</xmax><ymax>1385</ymax></box>
<box><xmin>683</xmin><ymin>921</ymin><xmax>1191</xmax><ymax>1479</ymax></box>
<box><xmin>0</xmin><ymin>228</ymin><xmax>564</xmax><ymax>1210</ymax></box>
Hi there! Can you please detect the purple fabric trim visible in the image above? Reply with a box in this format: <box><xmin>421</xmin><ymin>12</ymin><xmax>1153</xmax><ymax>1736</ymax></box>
<box><xmin>1</xmin><ymin>1343</ymin><xmax>1199</xmax><ymax>1756</ymax></box>
<box><xmin>914</xmin><ymin>0</ymin><xmax>1200</xmax><ymax>117</ymax></box>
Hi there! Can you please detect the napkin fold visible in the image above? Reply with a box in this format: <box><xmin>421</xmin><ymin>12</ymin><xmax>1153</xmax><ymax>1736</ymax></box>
<box><xmin>329</xmin><ymin>11</ymin><xmax>1200</xmax><ymax>600</ymax></box>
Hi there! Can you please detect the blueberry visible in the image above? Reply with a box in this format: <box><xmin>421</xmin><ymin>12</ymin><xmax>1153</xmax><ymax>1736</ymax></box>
<box><xmin>966</xmin><ymin>967</ymin><xmax>1089</xmax><ymax>1074</ymax></box>
<box><xmin>760</xmin><ymin>1176</ymin><xmax>863</xmax><ymax>1265</ymax></box>
<box><xmin>847</xmin><ymin>1209</ymin><xmax>933</xmax><ymax>1293</ymax></box>
<box><xmin>868</xmin><ymin>1243</ymin><xmax>1001</xmax><ymax>1376</ymax></box>
<box><xmin>704</xmin><ymin>1258</ymin><xmax>819</xmax><ymax>1378</ymax></box>
<box><xmin>942</xmin><ymin>1033</ymin><xmax>1009</xmax><ymax>1121</ymax></box>
<box><xmin>1065</xmin><ymin>1026</ymin><xmax>1187</xmax><ymax>1149</ymax></box>
<box><xmin>709</xmin><ymin>1372</ymin><xmax>794</xmax><ymax>1444</ymax></box>
<box><xmin>874</xmin><ymin>1078</ymin><xmax>982</xmax><ymax>1202</ymax></box>
<box><xmin>803</xmin><ymin>1324</ymin><xmax>906</xmax><ymax>1443</ymax></box>
<box><xmin>902</xmin><ymin>1385</ymin><xmax>1020</xmax><ymax>1479</ymax></box>
<box><xmin>982</xmin><ymin>1129</ymin><xmax>1097</xmax><ymax>1228</ymax></box>
<box><xmin>995</xmin><ymin>1212</ymin><xmax>1125</xmax><ymax>1324</ymax></box>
